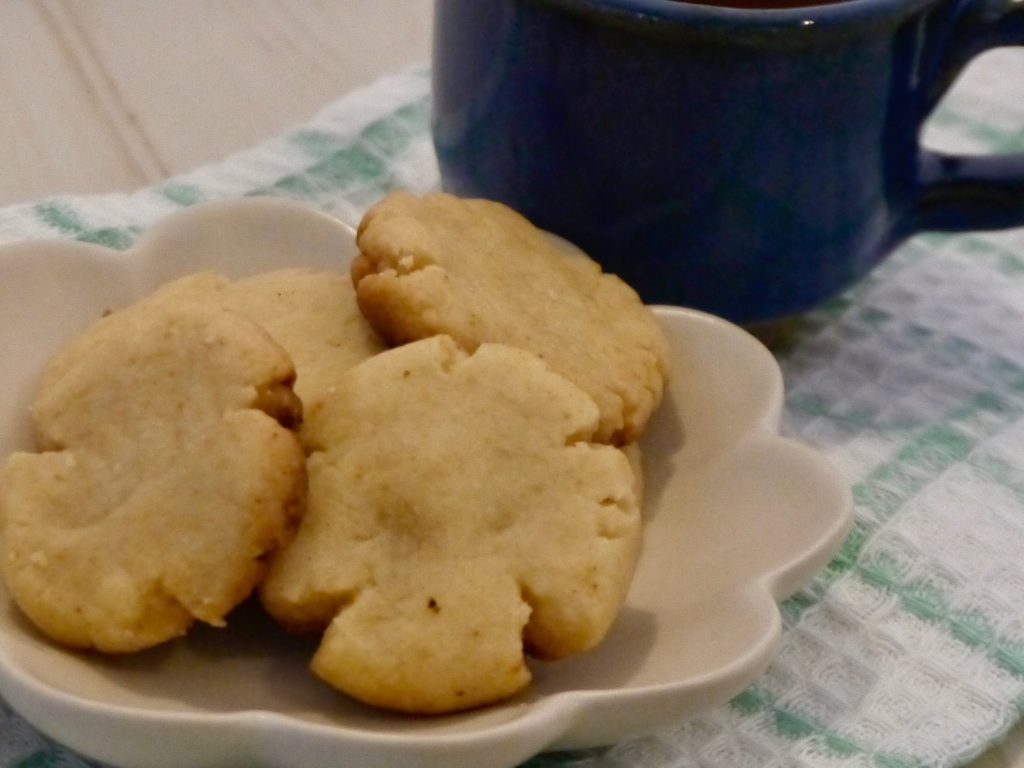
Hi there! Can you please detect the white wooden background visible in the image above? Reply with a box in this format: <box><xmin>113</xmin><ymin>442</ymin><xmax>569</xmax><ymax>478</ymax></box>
<box><xmin>0</xmin><ymin>1</ymin><xmax>1020</xmax><ymax>766</ymax></box>
<box><xmin>0</xmin><ymin>0</ymin><xmax>432</xmax><ymax>204</ymax></box>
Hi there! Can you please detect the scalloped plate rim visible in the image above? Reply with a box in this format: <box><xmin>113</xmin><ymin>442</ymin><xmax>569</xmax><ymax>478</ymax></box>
<box><xmin>0</xmin><ymin>198</ymin><xmax>852</xmax><ymax>768</ymax></box>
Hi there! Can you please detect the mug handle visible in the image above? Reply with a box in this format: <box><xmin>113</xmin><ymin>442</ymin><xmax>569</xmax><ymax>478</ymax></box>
<box><xmin>913</xmin><ymin>0</ymin><xmax>1024</xmax><ymax>232</ymax></box>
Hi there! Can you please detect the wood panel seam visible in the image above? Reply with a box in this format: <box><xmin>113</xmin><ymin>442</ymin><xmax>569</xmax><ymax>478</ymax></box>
<box><xmin>36</xmin><ymin>0</ymin><xmax>170</xmax><ymax>184</ymax></box>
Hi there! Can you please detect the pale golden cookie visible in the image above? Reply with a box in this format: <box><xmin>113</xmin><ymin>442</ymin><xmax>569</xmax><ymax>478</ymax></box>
<box><xmin>261</xmin><ymin>335</ymin><xmax>642</xmax><ymax>714</ymax></box>
<box><xmin>1</xmin><ymin>291</ymin><xmax>305</xmax><ymax>653</ymax></box>
<box><xmin>95</xmin><ymin>269</ymin><xmax>386</xmax><ymax>421</ymax></box>
<box><xmin>219</xmin><ymin>268</ymin><xmax>386</xmax><ymax>414</ymax></box>
<box><xmin>352</xmin><ymin>191</ymin><xmax>671</xmax><ymax>444</ymax></box>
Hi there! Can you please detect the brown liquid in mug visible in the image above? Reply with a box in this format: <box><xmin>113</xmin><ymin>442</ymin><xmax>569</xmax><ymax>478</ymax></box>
<box><xmin>675</xmin><ymin>0</ymin><xmax>849</xmax><ymax>7</ymax></box>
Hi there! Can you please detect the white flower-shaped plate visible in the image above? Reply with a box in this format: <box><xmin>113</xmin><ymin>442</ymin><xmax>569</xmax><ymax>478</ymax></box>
<box><xmin>0</xmin><ymin>198</ymin><xmax>851</xmax><ymax>768</ymax></box>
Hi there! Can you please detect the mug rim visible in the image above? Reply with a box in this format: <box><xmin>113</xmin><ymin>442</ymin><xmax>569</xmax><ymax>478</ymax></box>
<box><xmin>541</xmin><ymin>0</ymin><xmax>933</xmax><ymax>29</ymax></box>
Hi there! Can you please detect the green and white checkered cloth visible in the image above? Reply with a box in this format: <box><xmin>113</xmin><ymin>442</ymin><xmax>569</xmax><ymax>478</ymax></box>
<box><xmin>4</xmin><ymin>55</ymin><xmax>1024</xmax><ymax>768</ymax></box>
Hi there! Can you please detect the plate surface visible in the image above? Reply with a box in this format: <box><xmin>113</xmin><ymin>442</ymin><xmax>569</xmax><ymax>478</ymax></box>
<box><xmin>0</xmin><ymin>198</ymin><xmax>852</xmax><ymax>768</ymax></box>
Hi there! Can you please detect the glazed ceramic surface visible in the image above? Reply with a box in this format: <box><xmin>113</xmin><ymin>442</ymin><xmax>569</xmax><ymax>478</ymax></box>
<box><xmin>433</xmin><ymin>0</ymin><xmax>1024</xmax><ymax>324</ymax></box>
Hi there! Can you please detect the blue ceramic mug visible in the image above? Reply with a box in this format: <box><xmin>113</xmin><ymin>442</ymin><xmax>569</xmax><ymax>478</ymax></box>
<box><xmin>431</xmin><ymin>0</ymin><xmax>1024</xmax><ymax>327</ymax></box>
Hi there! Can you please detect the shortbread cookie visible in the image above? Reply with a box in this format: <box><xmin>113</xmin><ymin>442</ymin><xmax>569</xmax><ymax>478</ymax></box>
<box><xmin>89</xmin><ymin>269</ymin><xmax>385</xmax><ymax>420</ymax></box>
<box><xmin>31</xmin><ymin>272</ymin><xmax>226</xmax><ymax>402</ymax></box>
<box><xmin>352</xmin><ymin>191</ymin><xmax>671</xmax><ymax>444</ymax></box>
<box><xmin>219</xmin><ymin>268</ymin><xmax>386</xmax><ymax>414</ymax></box>
<box><xmin>1</xmin><ymin>292</ymin><xmax>306</xmax><ymax>652</ymax></box>
<box><xmin>261</xmin><ymin>335</ymin><xmax>641</xmax><ymax>714</ymax></box>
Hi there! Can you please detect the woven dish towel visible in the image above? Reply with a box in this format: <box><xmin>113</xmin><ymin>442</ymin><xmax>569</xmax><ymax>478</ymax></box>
<box><xmin>4</xmin><ymin>57</ymin><xmax>1024</xmax><ymax>768</ymax></box>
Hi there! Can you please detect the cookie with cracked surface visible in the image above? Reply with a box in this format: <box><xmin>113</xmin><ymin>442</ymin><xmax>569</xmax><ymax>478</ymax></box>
<box><xmin>352</xmin><ymin>191</ymin><xmax>670</xmax><ymax>444</ymax></box>
<box><xmin>1</xmin><ymin>288</ymin><xmax>306</xmax><ymax>653</ymax></box>
<box><xmin>118</xmin><ymin>269</ymin><xmax>386</xmax><ymax>422</ymax></box>
<box><xmin>218</xmin><ymin>268</ymin><xmax>387</xmax><ymax>415</ymax></box>
<box><xmin>260</xmin><ymin>335</ymin><xmax>642</xmax><ymax>713</ymax></box>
